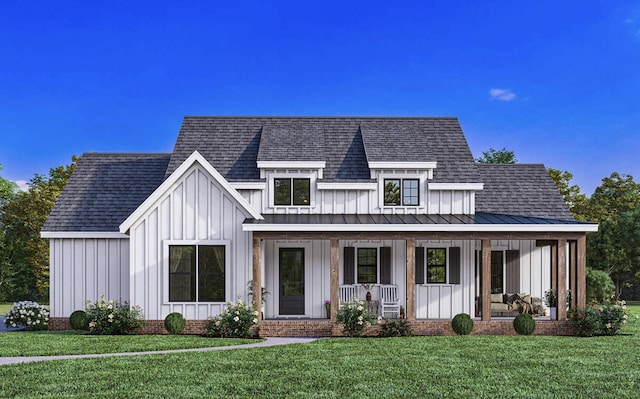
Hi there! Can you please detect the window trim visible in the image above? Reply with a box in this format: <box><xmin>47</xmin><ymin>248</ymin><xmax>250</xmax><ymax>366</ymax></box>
<box><xmin>356</xmin><ymin>247</ymin><xmax>379</xmax><ymax>284</ymax></box>
<box><xmin>381</xmin><ymin>177</ymin><xmax>422</xmax><ymax>208</ymax></box>
<box><xmin>270</xmin><ymin>175</ymin><xmax>313</xmax><ymax>207</ymax></box>
<box><xmin>163</xmin><ymin>240</ymin><xmax>230</xmax><ymax>304</ymax></box>
<box><xmin>425</xmin><ymin>247</ymin><xmax>448</xmax><ymax>284</ymax></box>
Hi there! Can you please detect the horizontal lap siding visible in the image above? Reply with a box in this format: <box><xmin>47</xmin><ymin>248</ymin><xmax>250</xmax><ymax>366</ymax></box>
<box><xmin>49</xmin><ymin>238</ymin><xmax>129</xmax><ymax>318</ymax></box>
<box><xmin>129</xmin><ymin>165</ymin><xmax>252</xmax><ymax>321</ymax></box>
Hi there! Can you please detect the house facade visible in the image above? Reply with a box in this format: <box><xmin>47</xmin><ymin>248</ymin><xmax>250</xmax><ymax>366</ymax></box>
<box><xmin>42</xmin><ymin>117</ymin><xmax>597</xmax><ymax>335</ymax></box>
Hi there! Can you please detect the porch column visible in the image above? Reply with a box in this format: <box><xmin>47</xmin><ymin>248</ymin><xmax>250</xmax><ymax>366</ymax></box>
<box><xmin>252</xmin><ymin>237</ymin><xmax>262</xmax><ymax>319</ymax></box>
<box><xmin>569</xmin><ymin>241</ymin><xmax>577</xmax><ymax>309</ymax></box>
<box><xmin>481</xmin><ymin>239</ymin><xmax>491</xmax><ymax>321</ymax></box>
<box><xmin>577</xmin><ymin>234</ymin><xmax>587</xmax><ymax>308</ymax></box>
<box><xmin>330</xmin><ymin>238</ymin><xmax>339</xmax><ymax>322</ymax></box>
<box><xmin>406</xmin><ymin>238</ymin><xmax>415</xmax><ymax>321</ymax></box>
<box><xmin>557</xmin><ymin>239</ymin><xmax>567</xmax><ymax>321</ymax></box>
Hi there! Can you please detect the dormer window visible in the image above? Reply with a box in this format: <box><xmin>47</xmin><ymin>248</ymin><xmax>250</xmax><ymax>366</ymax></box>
<box><xmin>274</xmin><ymin>178</ymin><xmax>310</xmax><ymax>206</ymax></box>
<box><xmin>384</xmin><ymin>178</ymin><xmax>419</xmax><ymax>206</ymax></box>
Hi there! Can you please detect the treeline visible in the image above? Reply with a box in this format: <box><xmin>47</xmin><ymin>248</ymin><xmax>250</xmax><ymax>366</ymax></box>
<box><xmin>0</xmin><ymin>158</ymin><xmax>77</xmax><ymax>302</ymax></box>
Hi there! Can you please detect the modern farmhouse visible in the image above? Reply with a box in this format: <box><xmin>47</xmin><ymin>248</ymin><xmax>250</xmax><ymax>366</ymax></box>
<box><xmin>42</xmin><ymin>117</ymin><xmax>598</xmax><ymax>335</ymax></box>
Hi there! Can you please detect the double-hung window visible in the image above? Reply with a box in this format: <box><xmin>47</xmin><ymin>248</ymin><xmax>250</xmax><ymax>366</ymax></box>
<box><xmin>383</xmin><ymin>178</ymin><xmax>419</xmax><ymax>206</ymax></box>
<box><xmin>168</xmin><ymin>244</ymin><xmax>226</xmax><ymax>302</ymax></box>
<box><xmin>274</xmin><ymin>178</ymin><xmax>310</xmax><ymax>206</ymax></box>
<box><xmin>357</xmin><ymin>248</ymin><xmax>378</xmax><ymax>284</ymax></box>
<box><xmin>426</xmin><ymin>248</ymin><xmax>447</xmax><ymax>284</ymax></box>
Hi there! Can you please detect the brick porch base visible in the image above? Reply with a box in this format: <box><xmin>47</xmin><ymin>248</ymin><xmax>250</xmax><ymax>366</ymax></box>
<box><xmin>49</xmin><ymin>317</ymin><xmax>572</xmax><ymax>336</ymax></box>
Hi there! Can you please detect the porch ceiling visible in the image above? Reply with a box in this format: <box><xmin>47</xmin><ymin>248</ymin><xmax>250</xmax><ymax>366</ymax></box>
<box><xmin>242</xmin><ymin>212</ymin><xmax>597</xmax><ymax>234</ymax></box>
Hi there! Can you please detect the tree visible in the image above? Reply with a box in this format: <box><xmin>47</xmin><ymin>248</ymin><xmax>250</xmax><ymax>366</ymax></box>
<box><xmin>475</xmin><ymin>147</ymin><xmax>517</xmax><ymax>164</ymax></box>
<box><xmin>0</xmin><ymin>156</ymin><xmax>77</xmax><ymax>301</ymax></box>
<box><xmin>0</xmin><ymin>164</ymin><xmax>19</xmax><ymax>300</ymax></box>
<box><xmin>584</xmin><ymin>173</ymin><xmax>640</xmax><ymax>298</ymax></box>
<box><xmin>547</xmin><ymin>168</ymin><xmax>589</xmax><ymax>220</ymax></box>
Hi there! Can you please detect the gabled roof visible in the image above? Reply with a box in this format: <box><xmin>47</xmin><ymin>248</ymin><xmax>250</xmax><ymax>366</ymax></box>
<box><xmin>475</xmin><ymin>164</ymin><xmax>574</xmax><ymax>220</ymax></box>
<box><xmin>119</xmin><ymin>151</ymin><xmax>262</xmax><ymax>233</ymax></box>
<box><xmin>42</xmin><ymin>153</ymin><xmax>170</xmax><ymax>233</ymax></box>
<box><xmin>166</xmin><ymin>116</ymin><xmax>480</xmax><ymax>183</ymax></box>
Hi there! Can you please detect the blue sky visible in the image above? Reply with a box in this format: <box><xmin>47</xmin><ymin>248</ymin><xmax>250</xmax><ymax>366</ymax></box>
<box><xmin>1</xmin><ymin>1</ymin><xmax>639</xmax><ymax>195</ymax></box>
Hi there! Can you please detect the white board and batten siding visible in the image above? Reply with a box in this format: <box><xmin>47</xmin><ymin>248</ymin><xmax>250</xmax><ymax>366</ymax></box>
<box><xmin>414</xmin><ymin>240</ymin><xmax>552</xmax><ymax>319</ymax></box>
<box><xmin>128</xmin><ymin>164</ymin><xmax>253</xmax><ymax>321</ymax></box>
<box><xmin>49</xmin><ymin>238</ymin><xmax>129</xmax><ymax>318</ymax></box>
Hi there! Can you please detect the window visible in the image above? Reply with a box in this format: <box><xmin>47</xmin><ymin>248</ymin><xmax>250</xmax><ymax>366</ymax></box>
<box><xmin>274</xmin><ymin>178</ymin><xmax>310</xmax><ymax>206</ymax></box>
<box><xmin>383</xmin><ymin>178</ymin><xmax>419</xmax><ymax>206</ymax></box>
<box><xmin>357</xmin><ymin>248</ymin><xmax>377</xmax><ymax>284</ymax></box>
<box><xmin>169</xmin><ymin>245</ymin><xmax>225</xmax><ymax>302</ymax></box>
<box><xmin>426</xmin><ymin>248</ymin><xmax>446</xmax><ymax>283</ymax></box>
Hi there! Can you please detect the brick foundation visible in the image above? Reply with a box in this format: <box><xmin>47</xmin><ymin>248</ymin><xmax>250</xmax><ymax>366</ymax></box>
<box><xmin>48</xmin><ymin>317</ymin><xmax>572</xmax><ymax>336</ymax></box>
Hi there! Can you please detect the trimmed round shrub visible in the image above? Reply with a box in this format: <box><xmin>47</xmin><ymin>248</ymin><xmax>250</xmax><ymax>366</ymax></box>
<box><xmin>164</xmin><ymin>312</ymin><xmax>186</xmax><ymax>334</ymax></box>
<box><xmin>69</xmin><ymin>310</ymin><xmax>89</xmax><ymax>330</ymax></box>
<box><xmin>513</xmin><ymin>313</ymin><xmax>536</xmax><ymax>335</ymax></box>
<box><xmin>451</xmin><ymin>313</ymin><xmax>474</xmax><ymax>335</ymax></box>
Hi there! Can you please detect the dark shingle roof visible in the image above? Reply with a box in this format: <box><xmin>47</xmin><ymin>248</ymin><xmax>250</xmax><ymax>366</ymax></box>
<box><xmin>166</xmin><ymin>116</ymin><xmax>478</xmax><ymax>182</ymax></box>
<box><xmin>475</xmin><ymin>164</ymin><xmax>574</xmax><ymax>220</ymax></box>
<box><xmin>42</xmin><ymin>153</ymin><xmax>170</xmax><ymax>232</ymax></box>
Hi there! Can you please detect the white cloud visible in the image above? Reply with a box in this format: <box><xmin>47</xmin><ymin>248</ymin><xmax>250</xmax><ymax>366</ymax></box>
<box><xmin>489</xmin><ymin>88</ymin><xmax>516</xmax><ymax>102</ymax></box>
<box><xmin>14</xmin><ymin>180</ymin><xmax>29</xmax><ymax>192</ymax></box>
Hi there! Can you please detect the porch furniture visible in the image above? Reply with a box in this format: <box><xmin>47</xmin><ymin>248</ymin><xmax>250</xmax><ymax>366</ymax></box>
<box><xmin>339</xmin><ymin>285</ymin><xmax>357</xmax><ymax>309</ymax></box>
<box><xmin>380</xmin><ymin>284</ymin><xmax>401</xmax><ymax>318</ymax></box>
<box><xmin>489</xmin><ymin>293</ymin><xmax>538</xmax><ymax>315</ymax></box>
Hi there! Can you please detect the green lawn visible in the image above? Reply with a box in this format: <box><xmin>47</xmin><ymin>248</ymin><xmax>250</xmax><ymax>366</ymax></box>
<box><xmin>0</xmin><ymin>302</ymin><xmax>12</xmax><ymax>315</ymax></box>
<box><xmin>0</xmin><ymin>306</ymin><xmax>638</xmax><ymax>398</ymax></box>
<box><xmin>0</xmin><ymin>330</ymin><xmax>258</xmax><ymax>356</ymax></box>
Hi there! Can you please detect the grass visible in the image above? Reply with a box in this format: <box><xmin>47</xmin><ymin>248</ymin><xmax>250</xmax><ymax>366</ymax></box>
<box><xmin>0</xmin><ymin>330</ymin><xmax>258</xmax><ymax>357</ymax></box>
<box><xmin>0</xmin><ymin>302</ymin><xmax>12</xmax><ymax>315</ymax></box>
<box><xmin>0</xmin><ymin>306</ymin><xmax>638</xmax><ymax>398</ymax></box>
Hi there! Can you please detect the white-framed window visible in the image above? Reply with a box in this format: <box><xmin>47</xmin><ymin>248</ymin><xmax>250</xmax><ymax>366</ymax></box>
<box><xmin>383</xmin><ymin>178</ymin><xmax>420</xmax><ymax>206</ymax></box>
<box><xmin>165</xmin><ymin>240</ymin><xmax>229</xmax><ymax>303</ymax></box>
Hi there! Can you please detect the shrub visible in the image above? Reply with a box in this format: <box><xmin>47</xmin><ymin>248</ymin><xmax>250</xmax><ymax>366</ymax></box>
<box><xmin>513</xmin><ymin>313</ymin><xmax>536</xmax><ymax>335</ymax></box>
<box><xmin>451</xmin><ymin>313</ymin><xmax>474</xmax><ymax>335</ymax></box>
<box><xmin>336</xmin><ymin>299</ymin><xmax>379</xmax><ymax>337</ymax></box>
<box><xmin>203</xmin><ymin>299</ymin><xmax>259</xmax><ymax>338</ymax></box>
<box><xmin>4</xmin><ymin>301</ymin><xmax>49</xmax><ymax>331</ymax></box>
<box><xmin>69</xmin><ymin>310</ymin><xmax>88</xmax><ymax>330</ymax></box>
<box><xmin>378</xmin><ymin>318</ymin><xmax>413</xmax><ymax>337</ymax></box>
<box><xmin>567</xmin><ymin>301</ymin><xmax>633</xmax><ymax>337</ymax></box>
<box><xmin>164</xmin><ymin>312</ymin><xmax>186</xmax><ymax>334</ymax></box>
<box><xmin>85</xmin><ymin>295</ymin><xmax>145</xmax><ymax>335</ymax></box>
<box><xmin>586</xmin><ymin>268</ymin><xmax>615</xmax><ymax>303</ymax></box>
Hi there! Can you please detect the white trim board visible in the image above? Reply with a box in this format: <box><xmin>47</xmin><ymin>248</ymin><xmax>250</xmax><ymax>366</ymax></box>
<box><xmin>41</xmin><ymin>231</ymin><xmax>130</xmax><ymax>239</ymax></box>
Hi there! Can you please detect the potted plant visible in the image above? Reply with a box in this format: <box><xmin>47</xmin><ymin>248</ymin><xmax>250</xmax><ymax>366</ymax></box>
<box><xmin>544</xmin><ymin>289</ymin><xmax>557</xmax><ymax>319</ymax></box>
<box><xmin>399</xmin><ymin>306</ymin><xmax>405</xmax><ymax>319</ymax></box>
<box><xmin>324</xmin><ymin>300</ymin><xmax>331</xmax><ymax>319</ymax></box>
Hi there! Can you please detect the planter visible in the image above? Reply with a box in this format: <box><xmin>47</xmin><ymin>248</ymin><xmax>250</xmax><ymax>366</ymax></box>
<box><xmin>324</xmin><ymin>304</ymin><xmax>331</xmax><ymax>319</ymax></box>
<box><xmin>550</xmin><ymin>307</ymin><xmax>557</xmax><ymax>320</ymax></box>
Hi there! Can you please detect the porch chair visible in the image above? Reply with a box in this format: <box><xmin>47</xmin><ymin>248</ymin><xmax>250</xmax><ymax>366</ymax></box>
<box><xmin>339</xmin><ymin>284</ymin><xmax>357</xmax><ymax>309</ymax></box>
<box><xmin>380</xmin><ymin>284</ymin><xmax>401</xmax><ymax>318</ymax></box>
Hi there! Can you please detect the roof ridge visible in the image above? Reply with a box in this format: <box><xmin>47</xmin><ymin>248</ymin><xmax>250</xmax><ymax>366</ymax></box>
<box><xmin>182</xmin><ymin>115</ymin><xmax>459</xmax><ymax>120</ymax></box>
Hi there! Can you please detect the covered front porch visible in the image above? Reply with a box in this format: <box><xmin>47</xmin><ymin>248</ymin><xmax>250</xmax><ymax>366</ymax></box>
<box><xmin>247</xmin><ymin>225</ymin><xmax>590</xmax><ymax>336</ymax></box>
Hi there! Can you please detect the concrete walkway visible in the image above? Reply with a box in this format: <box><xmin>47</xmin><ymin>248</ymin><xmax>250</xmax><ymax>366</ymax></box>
<box><xmin>0</xmin><ymin>337</ymin><xmax>319</xmax><ymax>366</ymax></box>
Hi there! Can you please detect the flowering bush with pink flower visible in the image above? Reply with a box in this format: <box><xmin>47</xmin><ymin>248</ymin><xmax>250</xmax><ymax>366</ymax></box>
<box><xmin>203</xmin><ymin>299</ymin><xmax>259</xmax><ymax>338</ymax></box>
<box><xmin>567</xmin><ymin>300</ymin><xmax>634</xmax><ymax>337</ymax></box>
<box><xmin>85</xmin><ymin>295</ymin><xmax>145</xmax><ymax>335</ymax></box>
<box><xmin>4</xmin><ymin>301</ymin><xmax>49</xmax><ymax>331</ymax></box>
